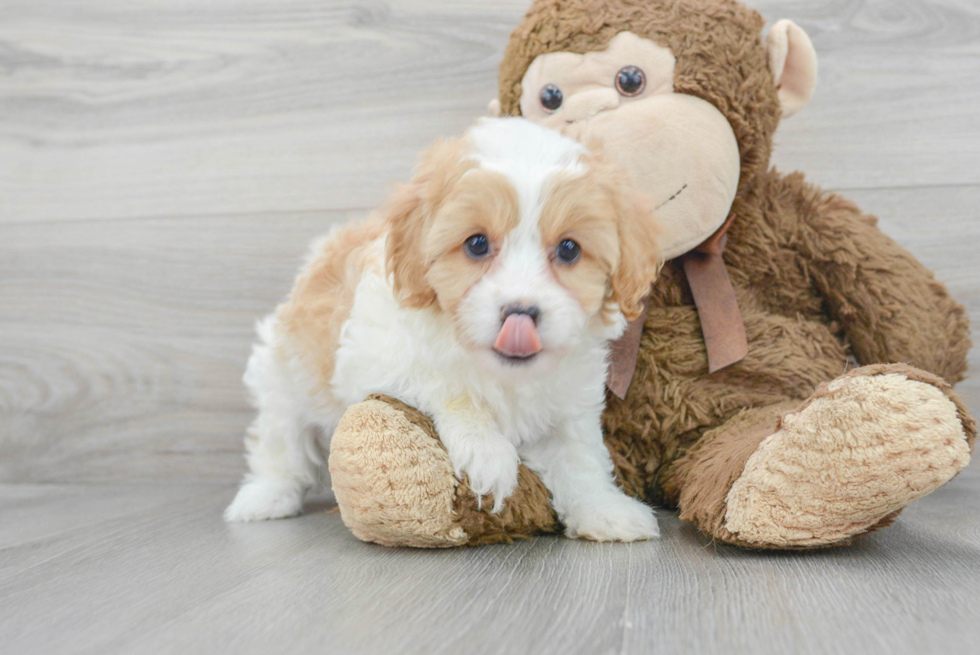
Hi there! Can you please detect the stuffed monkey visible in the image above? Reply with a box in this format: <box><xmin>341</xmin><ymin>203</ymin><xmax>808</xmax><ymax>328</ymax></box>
<box><xmin>328</xmin><ymin>0</ymin><xmax>976</xmax><ymax>549</ymax></box>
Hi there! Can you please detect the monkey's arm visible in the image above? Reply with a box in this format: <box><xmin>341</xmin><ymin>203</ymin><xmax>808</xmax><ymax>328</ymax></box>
<box><xmin>784</xmin><ymin>173</ymin><xmax>970</xmax><ymax>382</ymax></box>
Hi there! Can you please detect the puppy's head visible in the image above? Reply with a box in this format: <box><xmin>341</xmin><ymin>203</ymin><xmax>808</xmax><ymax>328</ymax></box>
<box><xmin>385</xmin><ymin>117</ymin><xmax>661</xmax><ymax>377</ymax></box>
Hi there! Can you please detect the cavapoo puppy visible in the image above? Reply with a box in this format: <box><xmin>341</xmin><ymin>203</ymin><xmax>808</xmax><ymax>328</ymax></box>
<box><xmin>225</xmin><ymin>117</ymin><xmax>662</xmax><ymax>542</ymax></box>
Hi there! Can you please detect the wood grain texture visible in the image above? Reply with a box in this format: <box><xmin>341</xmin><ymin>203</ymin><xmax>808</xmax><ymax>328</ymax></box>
<box><xmin>1</xmin><ymin>0</ymin><xmax>979</xmax><ymax>225</ymax></box>
<box><xmin>0</xmin><ymin>211</ymin><xmax>360</xmax><ymax>482</ymax></box>
<box><xmin>2</xmin><ymin>2</ymin><xmax>980</xmax><ymax>651</ymax></box>
<box><xmin>1</xmin><ymin>469</ymin><xmax>979</xmax><ymax>655</ymax></box>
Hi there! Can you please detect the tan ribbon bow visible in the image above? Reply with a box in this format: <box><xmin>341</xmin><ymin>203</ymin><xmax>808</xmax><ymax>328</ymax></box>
<box><xmin>606</xmin><ymin>212</ymin><xmax>748</xmax><ymax>399</ymax></box>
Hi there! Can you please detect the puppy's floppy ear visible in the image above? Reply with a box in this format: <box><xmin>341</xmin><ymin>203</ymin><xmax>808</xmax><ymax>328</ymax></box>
<box><xmin>385</xmin><ymin>135</ymin><xmax>475</xmax><ymax>309</ymax></box>
<box><xmin>609</xmin><ymin>192</ymin><xmax>662</xmax><ymax>322</ymax></box>
<box><xmin>384</xmin><ymin>183</ymin><xmax>437</xmax><ymax>308</ymax></box>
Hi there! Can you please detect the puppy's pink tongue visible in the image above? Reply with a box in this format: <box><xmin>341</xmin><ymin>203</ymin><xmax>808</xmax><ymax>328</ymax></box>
<box><xmin>493</xmin><ymin>314</ymin><xmax>542</xmax><ymax>359</ymax></box>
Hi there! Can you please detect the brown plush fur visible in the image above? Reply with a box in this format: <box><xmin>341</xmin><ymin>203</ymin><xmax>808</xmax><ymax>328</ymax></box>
<box><xmin>332</xmin><ymin>0</ymin><xmax>974</xmax><ymax>550</ymax></box>
<box><xmin>666</xmin><ymin>364</ymin><xmax>976</xmax><ymax>549</ymax></box>
<box><xmin>454</xmin><ymin>465</ymin><xmax>563</xmax><ymax>546</ymax></box>
<box><xmin>662</xmin><ymin>401</ymin><xmax>797</xmax><ymax>544</ymax></box>
<box><xmin>604</xmin><ymin>170</ymin><xmax>972</xmax><ymax>511</ymax></box>
<box><xmin>501</xmin><ymin>0</ymin><xmax>970</xmax><ymax>512</ymax></box>
<box><xmin>499</xmin><ymin>0</ymin><xmax>781</xmax><ymax>195</ymax></box>
<box><xmin>502</xmin><ymin>0</ymin><xmax>970</xmax><ymax>547</ymax></box>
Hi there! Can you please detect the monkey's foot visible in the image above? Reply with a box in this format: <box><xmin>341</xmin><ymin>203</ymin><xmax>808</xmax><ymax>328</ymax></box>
<box><xmin>328</xmin><ymin>395</ymin><xmax>559</xmax><ymax>548</ymax></box>
<box><xmin>723</xmin><ymin>365</ymin><xmax>974</xmax><ymax>548</ymax></box>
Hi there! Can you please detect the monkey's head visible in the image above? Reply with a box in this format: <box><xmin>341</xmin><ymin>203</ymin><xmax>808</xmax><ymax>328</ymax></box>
<box><xmin>492</xmin><ymin>0</ymin><xmax>817</xmax><ymax>259</ymax></box>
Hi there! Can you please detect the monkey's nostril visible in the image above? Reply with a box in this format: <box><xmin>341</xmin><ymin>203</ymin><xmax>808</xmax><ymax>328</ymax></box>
<box><xmin>502</xmin><ymin>304</ymin><xmax>541</xmax><ymax>324</ymax></box>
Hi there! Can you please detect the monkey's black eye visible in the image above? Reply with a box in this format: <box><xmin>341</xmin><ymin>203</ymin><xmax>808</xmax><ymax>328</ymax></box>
<box><xmin>615</xmin><ymin>66</ymin><xmax>646</xmax><ymax>96</ymax></box>
<box><xmin>556</xmin><ymin>239</ymin><xmax>581</xmax><ymax>264</ymax></box>
<box><xmin>464</xmin><ymin>234</ymin><xmax>491</xmax><ymax>259</ymax></box>
<box><xmin>540</xmin><ymin>84</ymin><xmax>563</xmax><ymax>112</ymax></box>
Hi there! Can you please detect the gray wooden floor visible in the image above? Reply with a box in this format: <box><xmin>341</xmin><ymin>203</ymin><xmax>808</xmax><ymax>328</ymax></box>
<box><xmin>1</xmin><ymin>468</ymin><xmax>979</xmax><ymax>655</ymax></box>
<box><xmin>2</xmin><ymin>1</ymin><xmax>980</xmax><ymax>653</ymax></box>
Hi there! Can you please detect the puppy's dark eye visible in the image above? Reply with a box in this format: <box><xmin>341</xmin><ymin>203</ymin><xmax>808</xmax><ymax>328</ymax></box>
<box><xmin>464</xmin><ymin>234</ymin><xmax>491</xmax><ymax>259</ymax></box>
<box><xmin>556</xmin><ymin>239</ymin><xmax>581</xmax><ymax>264</ymax></box>
<box><xmin>615</xmin><ymin>66</ymin><xmax>646</xmax><ymax>96</ymax></box>
<box><xmin>540</xmin><ymin>84</ymin><xmax>563</xmax><ymax>112</ymax></box>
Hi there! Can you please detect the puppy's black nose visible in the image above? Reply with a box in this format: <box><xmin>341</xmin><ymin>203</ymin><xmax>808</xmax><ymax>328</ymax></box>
<box><xmin>502</xmin><ymin>303</ymin><xmax>541</xmax><ymax>324</ymax></box>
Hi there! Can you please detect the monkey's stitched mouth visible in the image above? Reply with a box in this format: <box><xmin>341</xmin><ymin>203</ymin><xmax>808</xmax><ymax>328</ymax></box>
<box><xmin>656</xmin><ymin>184</ymin><xmax>688</xmax><ymax>210</ymax></box>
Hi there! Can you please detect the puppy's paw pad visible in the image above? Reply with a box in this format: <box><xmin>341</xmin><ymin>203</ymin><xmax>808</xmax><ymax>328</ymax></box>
<box><xmin>224</xmin><ymin>480</ymin><xmax>304</xmax><ymax>522</ymax></box>
<box><xmin>565</xmin><ymin>495</ymin><xmax>660</xmax><ymax>542</ymax></box>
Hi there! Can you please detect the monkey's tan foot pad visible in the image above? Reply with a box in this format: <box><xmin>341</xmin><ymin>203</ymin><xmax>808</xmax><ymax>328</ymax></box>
<box><xmin>328</xmin><ymin>395</ymin><xmax>560</xmax><ymax>548</ymax></box>
<box><xmin>724</xmin><ymin>364</ymin><xmax>976</xmax><ymax>549</ymax></box>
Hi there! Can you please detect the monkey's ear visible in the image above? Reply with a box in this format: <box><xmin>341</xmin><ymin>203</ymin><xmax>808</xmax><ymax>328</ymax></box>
<box><xmin>766</xmin><ymin>19</ymin><xmax>818</xmax><ymax>119</ymax></box>
<box><xmin>487</xmin><ymin>98</ymin><xmax>502</xmax><ymax>117</ymax></box>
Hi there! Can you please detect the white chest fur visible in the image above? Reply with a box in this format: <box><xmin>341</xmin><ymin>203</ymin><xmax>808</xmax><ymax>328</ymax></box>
<box><xmin>329</xmin><ymin>264</ymin><xmax>611</xmax><ymax>450</ymax></box>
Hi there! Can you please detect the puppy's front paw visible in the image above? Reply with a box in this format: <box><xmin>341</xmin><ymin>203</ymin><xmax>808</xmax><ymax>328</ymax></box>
<box><xmin>564</xmin><ymin>494</ymin><xmax>660</xmax><ymax>542</ymax></box>
<box><xmin>450</xmin><ymin>439</ymin><xmax>520</xmax><ymax>514</ymax></box>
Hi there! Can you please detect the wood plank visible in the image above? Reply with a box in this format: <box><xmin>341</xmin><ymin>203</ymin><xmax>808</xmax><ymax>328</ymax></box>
<box><xmin>0</xmin><ymin>483</ymin><xmax>224</xmax><ymax>576</ymax></box>
<box><xmin>1</xmin><ymin>0</ymin><xmax>979</xmax><ymax>226</ymax></box>
<box><xmin>764</xmin><ymin>0</ymin><xmax>980</xmax><ymax>191</ymax></box>
<box><xmin>0</xmin><ymin>0</ymin><xmax>524</xmax><ymax>224</ymax></box>
<box><xmin>1</xmin><ymin>469</ymin><xmax>978</xmax><ymax>654</ymax></box>
<box><xmin>0</xmin><ymin>211</ymin><xmax>355</xmax><ymax>483</ymax></box>
<box><xmin>0</xmin><ymin>328</ymin><xmax>252</xmax><ymax>483</ymax></box>
<box><xmin>0</xmin><ymin>210</ymin><xmax>357</xmax><ymax>337</ymax></box>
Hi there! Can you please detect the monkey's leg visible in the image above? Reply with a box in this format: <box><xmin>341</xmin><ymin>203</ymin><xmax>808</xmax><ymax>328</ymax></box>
<box><xmin>664</xmin><ymin>364</ymin><xmax>975</xmax><ymax>549</ymax></box>
<box><xmin>794</xmin><ymin>184</ymin><xmax>970</xmax><ymax>383</ymax></box>
<box><xmin>328</xmin><ymin>395</ymin><xmax>560</xmax><ymax>548</ymax></box>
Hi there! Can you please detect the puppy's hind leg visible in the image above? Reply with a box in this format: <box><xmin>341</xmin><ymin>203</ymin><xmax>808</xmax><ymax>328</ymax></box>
<box><xmin>225</xmin><ymin>322</ymin><xmax>326</xmax><ymax>522</ymax></box>
<box><xmin>224</xmin><ymin>414</ymin><xmax>321</xmax><ymax>522</ymax></box>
